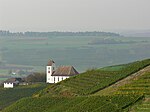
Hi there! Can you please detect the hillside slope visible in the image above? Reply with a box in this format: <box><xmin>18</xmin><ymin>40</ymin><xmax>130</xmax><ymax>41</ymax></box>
<box><xmin>1</xmin><ymin>59</ymin><xmax>150</xmax><ymax>112</ymax></box>
<box><xmin>38</xmin><ymin>59</ymin><xmax>150</xmax><ymax>97</ymax></box>
<box><xmin>94</xmin><ymin>65</ymin><xmax>150</xmax><ymax>96</ymax></box>
<box><xmin>2</xmin><ymin>95</ymin><xmax>143</xmax><ymax>112</ymax></box>
<box><xmin>116</xmin><ymin>72</ymin><xmax>150</xmax><ymax>112</ymax></box>
<box><xmin>0</xmin><ymin>83</ymin><xmax>47</xmax><ymax>110</ymax></box>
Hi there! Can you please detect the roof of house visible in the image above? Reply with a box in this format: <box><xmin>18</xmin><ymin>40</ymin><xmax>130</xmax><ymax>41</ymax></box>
<box><xmin>47</xmin><ymin>60</ymin><xmax>55</xmax><ymax>66</ymax></box>
<box><xmin>4</xmin><ymin>78</ymin><xmax>22</xmax><ymax>83</ymax></box>
<box><xmin>52</xmin><ymin>66</ymin><xmax>79</xmax><ymax>76</ymax></box>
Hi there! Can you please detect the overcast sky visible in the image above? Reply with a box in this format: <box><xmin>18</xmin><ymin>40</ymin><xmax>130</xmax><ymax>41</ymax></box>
<box><xmin>0</xmin><ymin>0</ymin><xmax>150</xmax><ymax>32</ymax></box>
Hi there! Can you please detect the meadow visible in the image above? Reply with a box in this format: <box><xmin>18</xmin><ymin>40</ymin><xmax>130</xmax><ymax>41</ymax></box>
<box><xmin>116</xmin><ymin>72</ymin><xmax>150</xmax><ymax>111</ymax></box>
<box><xmin>38</xmin><ymin>59</ymin><xmax>150</xmax><ymax>96</ymax></box>
<box><xmin>0</xmin><ymin>36</ymin><xmax>150</xmax><ymax>81</ymax></box>
<box><xmin>0</xmin><ymin>83</ymin><xmax>47</xmax><ymax>110</ymax></box>
<box><xmin>1</xmin><ymin>59</ymin><xmax>150</xmax><ymax>112</ymax></box>
<box><xmin>2</xmin><ymin>95</ymin><xmax>143</xmax><ymax>112</ymax></box>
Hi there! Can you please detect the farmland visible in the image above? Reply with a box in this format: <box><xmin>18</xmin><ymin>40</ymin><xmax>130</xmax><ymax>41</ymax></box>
<box><xmin>2</xmin><ymin>95</ymin><xmax>143</xmax><ymax>112</ymax></box>
<box><xmin>39</xmin><ymin>59</ymin><xmax>150</xmax><ymax>96</ymax></box>
<box><xmin>115</xmin><ymin>72</ymin><xmax>150</xmax><ymax>111</ymax></box>
<box><xmin>0</xmin><ymin>35</ymin><xmax>150</xmax><ymax>79</ymax></box>
<box><xmin>0</xmin><ymin>59</ymin><xmax>150</xmax><ymax>112</ymax></box>
<box><xmin>0</xmin><ymin>83</ymin><xmax>47</xmax><ymax>110</ymax></box>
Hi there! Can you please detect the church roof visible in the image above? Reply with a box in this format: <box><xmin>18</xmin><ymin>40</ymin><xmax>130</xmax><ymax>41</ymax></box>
<box><xmin>52</xmin><ymin>66</ymin><xmax>79</xmax><ymax>76</ymax></box>
<box><xmin>47</xmin><ymin>60</ymin><xmax>55</xmax><ymax>66</ymax></box>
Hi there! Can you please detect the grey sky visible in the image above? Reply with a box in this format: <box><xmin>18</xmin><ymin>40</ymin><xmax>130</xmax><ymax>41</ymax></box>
<box><xmin>0</xmin><ymin>0</ymin><xmax>150</xmax><ymax>32</ymax></box>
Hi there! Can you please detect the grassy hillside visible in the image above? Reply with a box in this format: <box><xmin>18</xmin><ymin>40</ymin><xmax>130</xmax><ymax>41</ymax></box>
<box><xmin>1</xmin><ymin>59</ymin><xmax>150</xmax><ymax>112</ymax></box>
<box><xmin>38</xmin><ymin>59</ymin><xmax>150</xmax><ymax>96</ymax></box>
<box><xmin>0</xmin><ymin>83</ymin><xmax>47</xmax><ymax>110</ymax></box>
<box><xmin>116</xmin><ymin>72</ymin><xmax>150</xmax><ymax>95</ymax></box>
<box><xmin>133</xmin><ymin>96</ymin><xmax>150</xmax><ymax>112</ymax></box>
<box><xmin>2</xmin><ymin>95</ymin><xmax>143</xmax><ymax>112</ymax></box>
<box><xmin>115</xmin><ymin>72</ymin><xmax>150</xmax><ymax>112</ymax></box>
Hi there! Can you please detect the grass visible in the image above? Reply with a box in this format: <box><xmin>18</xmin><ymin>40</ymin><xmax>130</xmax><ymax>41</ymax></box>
<box><xmin>38</xmin><ymin>59</ymin><xmax>150</xmax><ymax>96</ymax></box>
<box><xmin>2</xmin><ymin>95</ymin><xmax>143</xmax><ymax>112</ymax></box>
<box><xmin>0</xmin><ymin>36</ymin><xmax>150</xmax><ymax>72</ymax></box>
<box><xmin>116</xmin><ymin>72</ymin><xmax>150</xmax><ymax>95</ymax></box>
<box><xmin>0</xmin><ymin>78</ymin><xmax>7</xmax><ymax>81</ymax></box>
<box><xmin>114</xmin><ymin>72</ymin><xmax>150</xmax><ymax>112</ymax></box>
<box><xmin>1</xmin><ymin>59</ymin><xmax>150</xmax><ymax>112</ymax></box>
<box><xmin>100</xmin><ymin>65</ymin><xmax>126</xmax><ymax>71</ymax></box>
<box><xmin>0</xmin><ymin>83</ymin><xmax>47</xmax><ymax>110</ymax></box>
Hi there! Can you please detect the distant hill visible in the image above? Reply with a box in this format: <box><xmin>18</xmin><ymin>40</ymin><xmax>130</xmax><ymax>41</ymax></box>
<box><xmin>88</xmin><ymin>38</ymin><xmax>148</xmax><ymax>45</ymax></box>
<box><xmin>121</xmin><ymin>30</ymin><xmax>150</xmax><ymax>37</ymax></box>
<box><xmin>0</xmin><ymin>30</ymin><xmax>120</xmax><ymax>37</ymax></box>
<box><xmin>1</xmin><ymin>59</ymin><xmax>150</xmax><ymax>112</ymax></box>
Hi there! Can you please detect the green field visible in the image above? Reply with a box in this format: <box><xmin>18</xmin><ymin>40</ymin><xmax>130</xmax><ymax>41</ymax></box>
<box><xmin>2</xmin><ymin>95</ymin><xmax>143</xmax><ymax>112</ymax></box>
<box><xmin>0</xmin><ymin>83</ymin><xmax>47</xmax><ymax>110</ymax></box>
<box><xmin>38</xmin><ymin>59</ymin><xmax>150</xmax><ymax>96</ymax></box>
<box><xmin>116</xmin><ymin>72</ymin><xmax>150</xmax><ymax>95</ymax></box>
<box><xmin>0</xmin><ymin>78</ymin><xmax>7</xmax><ymax>81</ymax></box>
<box><xmin>0</xmin><ymin>36</ymin><xmax>150</xmax><ymax>74</ymax></box>
<box><xmin>0</xmin><ymin>59</ymin><xmax>150</xmax><ymax>112</ymax></box>
<box><xmin>115</xmin><ymin>72</ymin><xmax>150</xmax><ymax>112</ymax></box>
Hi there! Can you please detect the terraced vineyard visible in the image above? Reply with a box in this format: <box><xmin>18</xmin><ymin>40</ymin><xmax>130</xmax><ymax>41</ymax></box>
<box><xmin>2</xmin><ymin>95</ymin><xmax>143</xmax><ymax>112</ymax></box>
<box><xmin>39</xmin><ymin>59</ymin><xmax>150</xmax><ymax>96</ymax></box>
<box><xmin>1</xmin><ymin>59</ymin><xmax>150</xmax><ymax>112</ymax></box>
<box><xmin>0</xmin><ymin>83</ymin><xmax>47</xmax><ymax>110</ymax></box>
<box><xmin>115</xmin><ymin>72</ymin><xmax>150</xmax><ymax>112</ymax></box>
<box><xmin>116</xmin><ymin>72</ymin><xmax>150</xmax><ymax>95</ymax></box>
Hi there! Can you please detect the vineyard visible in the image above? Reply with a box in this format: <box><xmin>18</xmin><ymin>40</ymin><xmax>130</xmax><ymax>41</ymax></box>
<box><xmin>133</xmin><ymin>97</ymin><xmax>150</xmax><ymax>112</ymax></box>
<box><xmin>2</xmin><ymin>95</ymin><xmax>143</xmax><ymax>112</ymax></box>
<box><xmin>39</xmin><ymin>59</ymin><xmax>150</xmax><ymax>96</ymax></box>
<box><xmin>0</xmin><ymin>83</ymin><xmax>47</xmax><ymax>110</ymax></box>
<box><xmin>116</xmin><ymin>72</ymin><xmax>150</xmax><ymax>95</ymax></box>
<box><xmin>1</xmin><ymin>59</ymin><xmax>150</xmax><ymax>112</ymax></box>
<box><xmin>115</xmin><ymin>72</ymin><xmax>150</xmax><ymax>111</ymax></box>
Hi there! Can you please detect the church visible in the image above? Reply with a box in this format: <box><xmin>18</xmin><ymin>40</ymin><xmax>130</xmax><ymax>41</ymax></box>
<box><xmin>46</xmin><ymin>60</ymin><xmax>79</xmax><ymax>83</ymax></box>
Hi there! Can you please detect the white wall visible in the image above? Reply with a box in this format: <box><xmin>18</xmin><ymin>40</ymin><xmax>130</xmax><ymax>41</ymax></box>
<box><xmin>46</xmin><ymin>66</ymin><xmax>52</xmax><ymax>83</ymax></box>
<box><xmin>46</xmin><ymin>63</ymin><xmax>56</xmax><ymax>83</ymax></box>
<box><xmin>46</xmin><ymin>76</ymin><xmax>70</xmax><ymax>83</ymax></box>
<box><xmin>4</xmin><ymin>83</ymin><xmax>13</xmax><ymax>88</ymax></box>
<box><xmin>53</xmin><ymin>76</ymin><xmax>69</xmax><ymax>83</ymax></box>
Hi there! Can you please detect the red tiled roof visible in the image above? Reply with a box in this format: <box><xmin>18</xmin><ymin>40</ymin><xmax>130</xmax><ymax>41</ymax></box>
<box><xmin>52</xmin><ymin>66</ymin><xmax>79</xmax><ymax>76</ymax></box>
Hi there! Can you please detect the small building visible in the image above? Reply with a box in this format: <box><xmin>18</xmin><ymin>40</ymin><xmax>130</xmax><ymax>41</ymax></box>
<box><xmin>4</xmin><ymin>83</ymin><xmax>14</xmax><ymax>88</ymax></box>
<box><xmin>3</xmin><ymin>78</ymin><xmax>22</xmax><ymax>88</ymax></box>
<box><xmin>46</xmin><ymin>60</ymin><xmax>79</xmax><ymax>83</ymax></box>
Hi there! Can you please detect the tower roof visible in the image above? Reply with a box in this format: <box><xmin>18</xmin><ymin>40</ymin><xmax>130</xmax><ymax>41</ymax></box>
<box><xmin>52</xmin><ymin>66</ymin><xmax>79</xmax><ymax>76</ymax></box>
<box><xmin>47</xmin><ymin>60</ymin><xmax>55</xmax><ymax>66</ymax></box>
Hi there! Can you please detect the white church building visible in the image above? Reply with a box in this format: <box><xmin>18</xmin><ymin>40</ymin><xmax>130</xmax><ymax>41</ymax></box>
<box><xmin>46</xmin><ymin>60</ymin><xmax>79</xmax><ymax>83</ymax></box>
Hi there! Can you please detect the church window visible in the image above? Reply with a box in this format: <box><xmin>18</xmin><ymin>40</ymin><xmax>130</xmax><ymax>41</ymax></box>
<box><xmin>54</xmin><ymin>77</ymin><xmax>55</xmax><ymax>83</ymax></box>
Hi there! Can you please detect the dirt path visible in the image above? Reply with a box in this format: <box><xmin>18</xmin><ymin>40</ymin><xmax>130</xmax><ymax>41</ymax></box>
<box><xmin>93</xmin><ymin>65</ymin><xmax>150</xmax><ymax>96</ymax></box>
